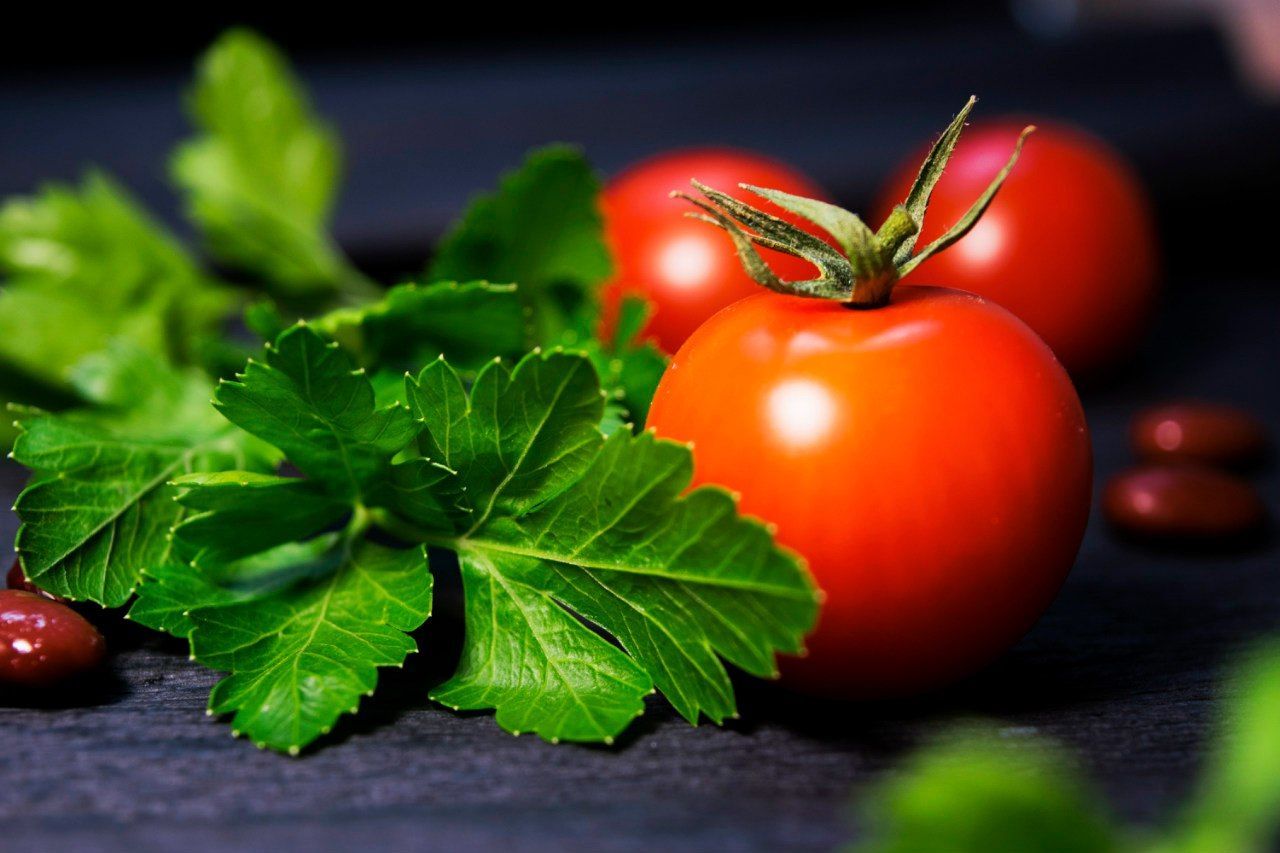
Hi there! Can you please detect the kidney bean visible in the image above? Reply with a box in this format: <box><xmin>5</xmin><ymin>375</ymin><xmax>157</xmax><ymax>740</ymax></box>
<box><xmin>1103</xmin><ymin>465</ymin><xmax>1268</xmax><ymax>541</ymax></box>
<box><xmin>1131</xmin><ymin>402</ymin><xmax>1269</xmax><ymax>468</ymax></box>
<box><xmin>0</xmin><ymin>590</ymin><xmax>106</xmax><ymax>687</ymax></box>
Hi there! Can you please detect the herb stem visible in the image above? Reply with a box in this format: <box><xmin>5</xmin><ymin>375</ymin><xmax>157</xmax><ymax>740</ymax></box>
<box><xmin>368</xmin><ymin>508</ymin><xmax>454</xmax><ymax>550</ymax></box>
<box><xmin>346</xmin><ymin>502</ymin><xmax>374</xmax><ymax>544</ymax></box>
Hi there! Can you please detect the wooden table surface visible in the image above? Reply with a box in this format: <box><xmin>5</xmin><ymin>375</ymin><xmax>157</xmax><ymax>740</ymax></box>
<box><xmin>1</xmin><ymin>22</ymin><xmax>1278</xmax><ymax>852</ymax></box>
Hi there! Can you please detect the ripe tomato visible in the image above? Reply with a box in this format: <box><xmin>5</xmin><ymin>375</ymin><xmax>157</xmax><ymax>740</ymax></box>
<box><xmin>601</xmin><ymin>149</ymin><xmax>831</xmax><ymax>353</ymax></box>
<box><xmin>648</xmin><ymin>287</ymin><xmax>1091</xmax><ymax>697</ymax></box>
<box><xmin>877</xmin><ymin>121</ymin><xmax>1158</xmax><ymax>374</ymax></box>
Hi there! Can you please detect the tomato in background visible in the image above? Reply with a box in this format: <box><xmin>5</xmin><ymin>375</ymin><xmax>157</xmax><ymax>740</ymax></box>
<box><xmin>647</xmin><ymin>288</ymin><xmax>1092</xmax><ymax>697</ymax></box>
<box><xmin>876</xmin><ymin>121</ymin><xmax>1158</xmax><ymax>374</ymax></box>
<box><xmin>601</xmin><ymin>149</ymin><xmax>832</xmax><ymax>354</ymax></box>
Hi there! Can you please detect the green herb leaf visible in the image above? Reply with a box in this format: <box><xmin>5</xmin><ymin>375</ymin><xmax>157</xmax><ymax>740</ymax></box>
<box><xmin>173</xmin><ymin>29</ymin><xmax>371</xmax><ymax>299</ymax></box>
<box><xmin>855</xmin><ymin>729</ymin><xmax>1119</xmax><ymax>853</ymax></box>
<box><xmin>128</xmin><ymin>330</ymin><xmax>806</xmax><ymax>752</ymax></box>
<box><xmin>424</xmin><ymin>146</ymin><xmax>665</xmax><ymax>427</ymax></box>
<box><xmin>1165</xmin><ymin>641</ymin><xmax>1280</xmax><ymax>853</ymax></box>
<box><xmin>12</xmin><ymin>347</ymin><xmax>275</xmax><ymax>605</ymax></box>
<box><xmin>140</xmin><ymin>539</ymin><xmax>432</xmax><ymax>754</ymax></box>
<box><xmin>129</xmin><ymin>327</ymin><xmax>433</xmax><ymax>752</ymax></box>
<box><xmin>578</xmin><ymin>296</ymin><xmax>668</xmax><ymax>430</ymax></box>
<box><xmin>437</xmin><ymin>546</ymin><xmax>654</xmax><ymax>742</ymax></box>
<box><xmin>0</xmin><ymin>173</ymin><xmax>233</xmax><ymax>405</ymax></box>
<box><xmin>315</xmin><ymin>280</ymin><xmax>528</xmax><ymax>374</ymax></box>
<box><xmin>169</xmin><ymin>471</ymin><xmax>348</xmax><ymax>568</ymax></box>
<box><xmin>214</xmin><ymin>324</ymin><xmax>416</xmax><ymax>500</ymax></box>
<box><xmin>405</xmin><ymin>351</ymin><xmax>603</xmax><ymax>523</ymax></box>
<box><xmin>428</xmin><ymin>145</ymin><xmax>611</xmax><ymax>344</ymax></box>
<box><xmin>395</xmin><ymin>351</ymin><xmax>817</xmax><ymax>742</ymax></box>
<box><xmin>129</xmin><ymin>559</ymin><xmax>252</xmax><ymax>638</ymax></box>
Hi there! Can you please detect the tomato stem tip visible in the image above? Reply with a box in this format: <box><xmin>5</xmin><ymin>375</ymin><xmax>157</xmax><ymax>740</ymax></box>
<box><xmin>674</xmin><ymin>100</ymin><xmax>1031</xmax><ymax>309</ymax></box>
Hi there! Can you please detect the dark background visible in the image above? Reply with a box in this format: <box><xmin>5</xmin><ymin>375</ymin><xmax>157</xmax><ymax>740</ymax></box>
<box><xmin>2</xmin><ymin>5</ymin><xmax>1279</xmax><ymax>851</ymax></box>
<box><xmin>4</xmin><ymin>4</ymin><xmax>1278</xmax><ymax>275</ymax></box>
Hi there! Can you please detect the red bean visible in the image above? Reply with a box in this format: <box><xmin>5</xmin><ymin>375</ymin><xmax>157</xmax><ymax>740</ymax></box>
<box><xmin>0</xmin><ymin>590</ymin><xmax>106</xmax><ymax>687</ymax></box>
<box><xmin>7</xmin><ymin>559</ymin><xmax>64</xmax><ymax>601</ymax></box>
<box><xmin>1103</xmin><ymin>465</ymin><xmax>1268</xmax><ymax>541</ymax></box>
<box><xmin>1131</xmin><ymin>402</ymin><xmax>1269</xmax><ymax>468</ymax></box>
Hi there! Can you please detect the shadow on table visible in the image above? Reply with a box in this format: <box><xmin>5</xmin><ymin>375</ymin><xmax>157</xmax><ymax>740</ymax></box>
<box><xmin>291</xmin><ymin>505</ymin><xmax>1280</xmax><ymax>754</ymax></box>
<box><xmin>1</xmin><ymin>602</ymin><xmax>183</xmax><ymax>710</ymax></box>
<box><xmin>723</xmin><ymin>540</ymin><xmax>1276</xmax><ymax>745</ymax></box>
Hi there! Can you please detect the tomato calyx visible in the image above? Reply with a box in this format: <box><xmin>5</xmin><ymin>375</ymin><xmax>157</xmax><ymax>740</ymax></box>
<box><xmin>672</xmin><ymin>97</ymin><xmax>1033</xmax><ymax>309</ymax></box>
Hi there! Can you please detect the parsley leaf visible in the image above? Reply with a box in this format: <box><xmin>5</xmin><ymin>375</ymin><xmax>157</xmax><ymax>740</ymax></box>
<box><xmin>12</xmin><ymin>346</ymin><xmax>275</xmax><ymax>605</ymax></box>
<box><xmin>855</xmin><ymin>730</ymin><xmax>1119</xmax><ymax>853</ymax></box>
<box><xmin>315</xmin><ymin>280</ymin><xmax>528</xmax><ymax>374</ymax></box>
<box><xmin>436</xmin><ymin>547</ymin><xmax>654</xmax><ymax>742</ymax></box>
<box><xmin>171</xmin><ymin>471</ymin><xmax>350</xmax><ymax>569</ymax></box>
<box><xmin>173</xmin><ymin>29</ymin><xmax>373</xmax><ymax>300</ymax></box>
<box><xmin>137</xmin><ymin>529</ymin><xmax>432</xmax><ymax>754</ymax></box>
<box><xmin>1168</xmin><ymin>641</ymin><xmax>1280</xmax><ymax>853</ymax></box>
<box><xmin>191</xmin><ymin>538</ymin><xmax>430</xmax><ymax>755</ymax></box>
<box><xmin>576</xmin><ymin>295</ymin><xmax>668</xmax><ymax>430</ymax></box>
<box><xmin>426</xmin><ymin>146</ymin><xmax>667</xmax><ymax>427</ymax></box>
<box><xmin>130</xmin><ymin>325</ymin><xmax>432</xmax><ymax>752</ymax></box>
<box><xmin>0</xmin><ymin>173</ymin><xmax>234</xmax><ymax>408</ymax></box>
<box><xmin>128</xmin><ymin>558</ymin><xmax>250</xmax><ymax>638</ymax></box>
<box><xmin>398</xmin><ymin>351</ymin><xmax>817</xmax><ymax>741</ymax></box>
<box><xmin>213</xmin><ymin>324</ymin><xmax>415</xmax><ymax>500</ymax></box>
<box><xmin>124</xmin><ymin>327</ymin><xmax>811</xmax><ymax>752</ymax></box>
<box><xmin>429</xmin><ymin>145</ymin><xmax>611</xmax><ymax>345</ymax></box>
<box><xmin>853</xmin><ymin>643</ymin><xmax>1280</xmax><ymax>853</ymax></box>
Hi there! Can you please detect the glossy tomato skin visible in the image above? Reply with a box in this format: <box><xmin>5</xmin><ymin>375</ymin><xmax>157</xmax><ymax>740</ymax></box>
<box><xmin>877</xmin><ymin>121</ymin><xmax>1158</xmax><ymax>374</ymax></box>
<box><xmin>647</xmin><ymin>287</ymin><xmax>1092</xmax><ymax>697</ymax></box>
<box><xmin>602</xmin><ymin>149</ymin><xmax>831</xmax><ymax>354</ymax></box>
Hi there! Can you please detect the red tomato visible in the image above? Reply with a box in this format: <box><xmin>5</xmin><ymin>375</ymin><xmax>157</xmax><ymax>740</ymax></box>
<box><xmin>877</xmin><ymin>121</ymin><xmax>1158</xmax><ymax>374</ymax></box>
<box><xmin>601</xmin><ymin>149</ymin><xmax>831</xmax><ymax>353</ymax></box>
<box><xmin>647</xmin><ymin>287</ymin><xmax>1091</xmax><ymax>697</ymax></box>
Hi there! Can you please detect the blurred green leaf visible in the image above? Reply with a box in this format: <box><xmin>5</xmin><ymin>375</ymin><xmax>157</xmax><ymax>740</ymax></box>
<box><xmin>1159</xmin><ymin>642</ymin><xmax>1280</xmax><ymax>853</ymax></box>
<box><xmin>315</xmin><ymin>280</ymin><xmax>528</xmax><ymax>374</ymax></box>
<box><xmin>855</xmin><ymin>729</ymin><xmax>1119</xmax><ymax>853</ymax></box>
<box><xmin>426</xmin><ymin>146</ymin><xmax>666</xmax><ymax>428</ymax></box>
<box><xmin>0</xmin><ymin>172</ymin><xmax>234</xmax><ymax>408</ymax></box>
<box><xmin>571</xmin><ymin>296</ymin><xmax>667</xmax><ymax>431</ymax></box>
<box><xmin>428</xmin><ymin>145</ymin><xmax>611</xmax><ymax>345</ymax></box>
<box><xmin>854</xmin><ymin>643</ymin><xmax>1280</xmax><ymax>853</ymax></box>
<box><xmin>173</xmin><ymin>29</ymin><xmax>372</xmax><ymax>300</ymax></box>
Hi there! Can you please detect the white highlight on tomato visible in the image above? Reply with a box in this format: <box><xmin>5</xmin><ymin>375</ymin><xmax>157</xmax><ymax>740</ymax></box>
<box><xmin>956</xmin><ymin>217</ymin><xmax>1006</xmax><ymax>265</ymax></box>
<box><xmin>786</xmin><ymin>330</ymin><xmax>836</xmax><ymax>357</ymax></box>
<box><xmin>657</xmin><ymin>236</ymin><xmax>716</xmax><ymax>290</ymax></box>
<box><xmin>767</xmin><ymin>379</ymin><xmax>838</xmax><ymax>449</ymax></box>
<box><xmin>855</xmin><ymin>319</ymin><xmax>940</xmax><ymax>352</ymax></box>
